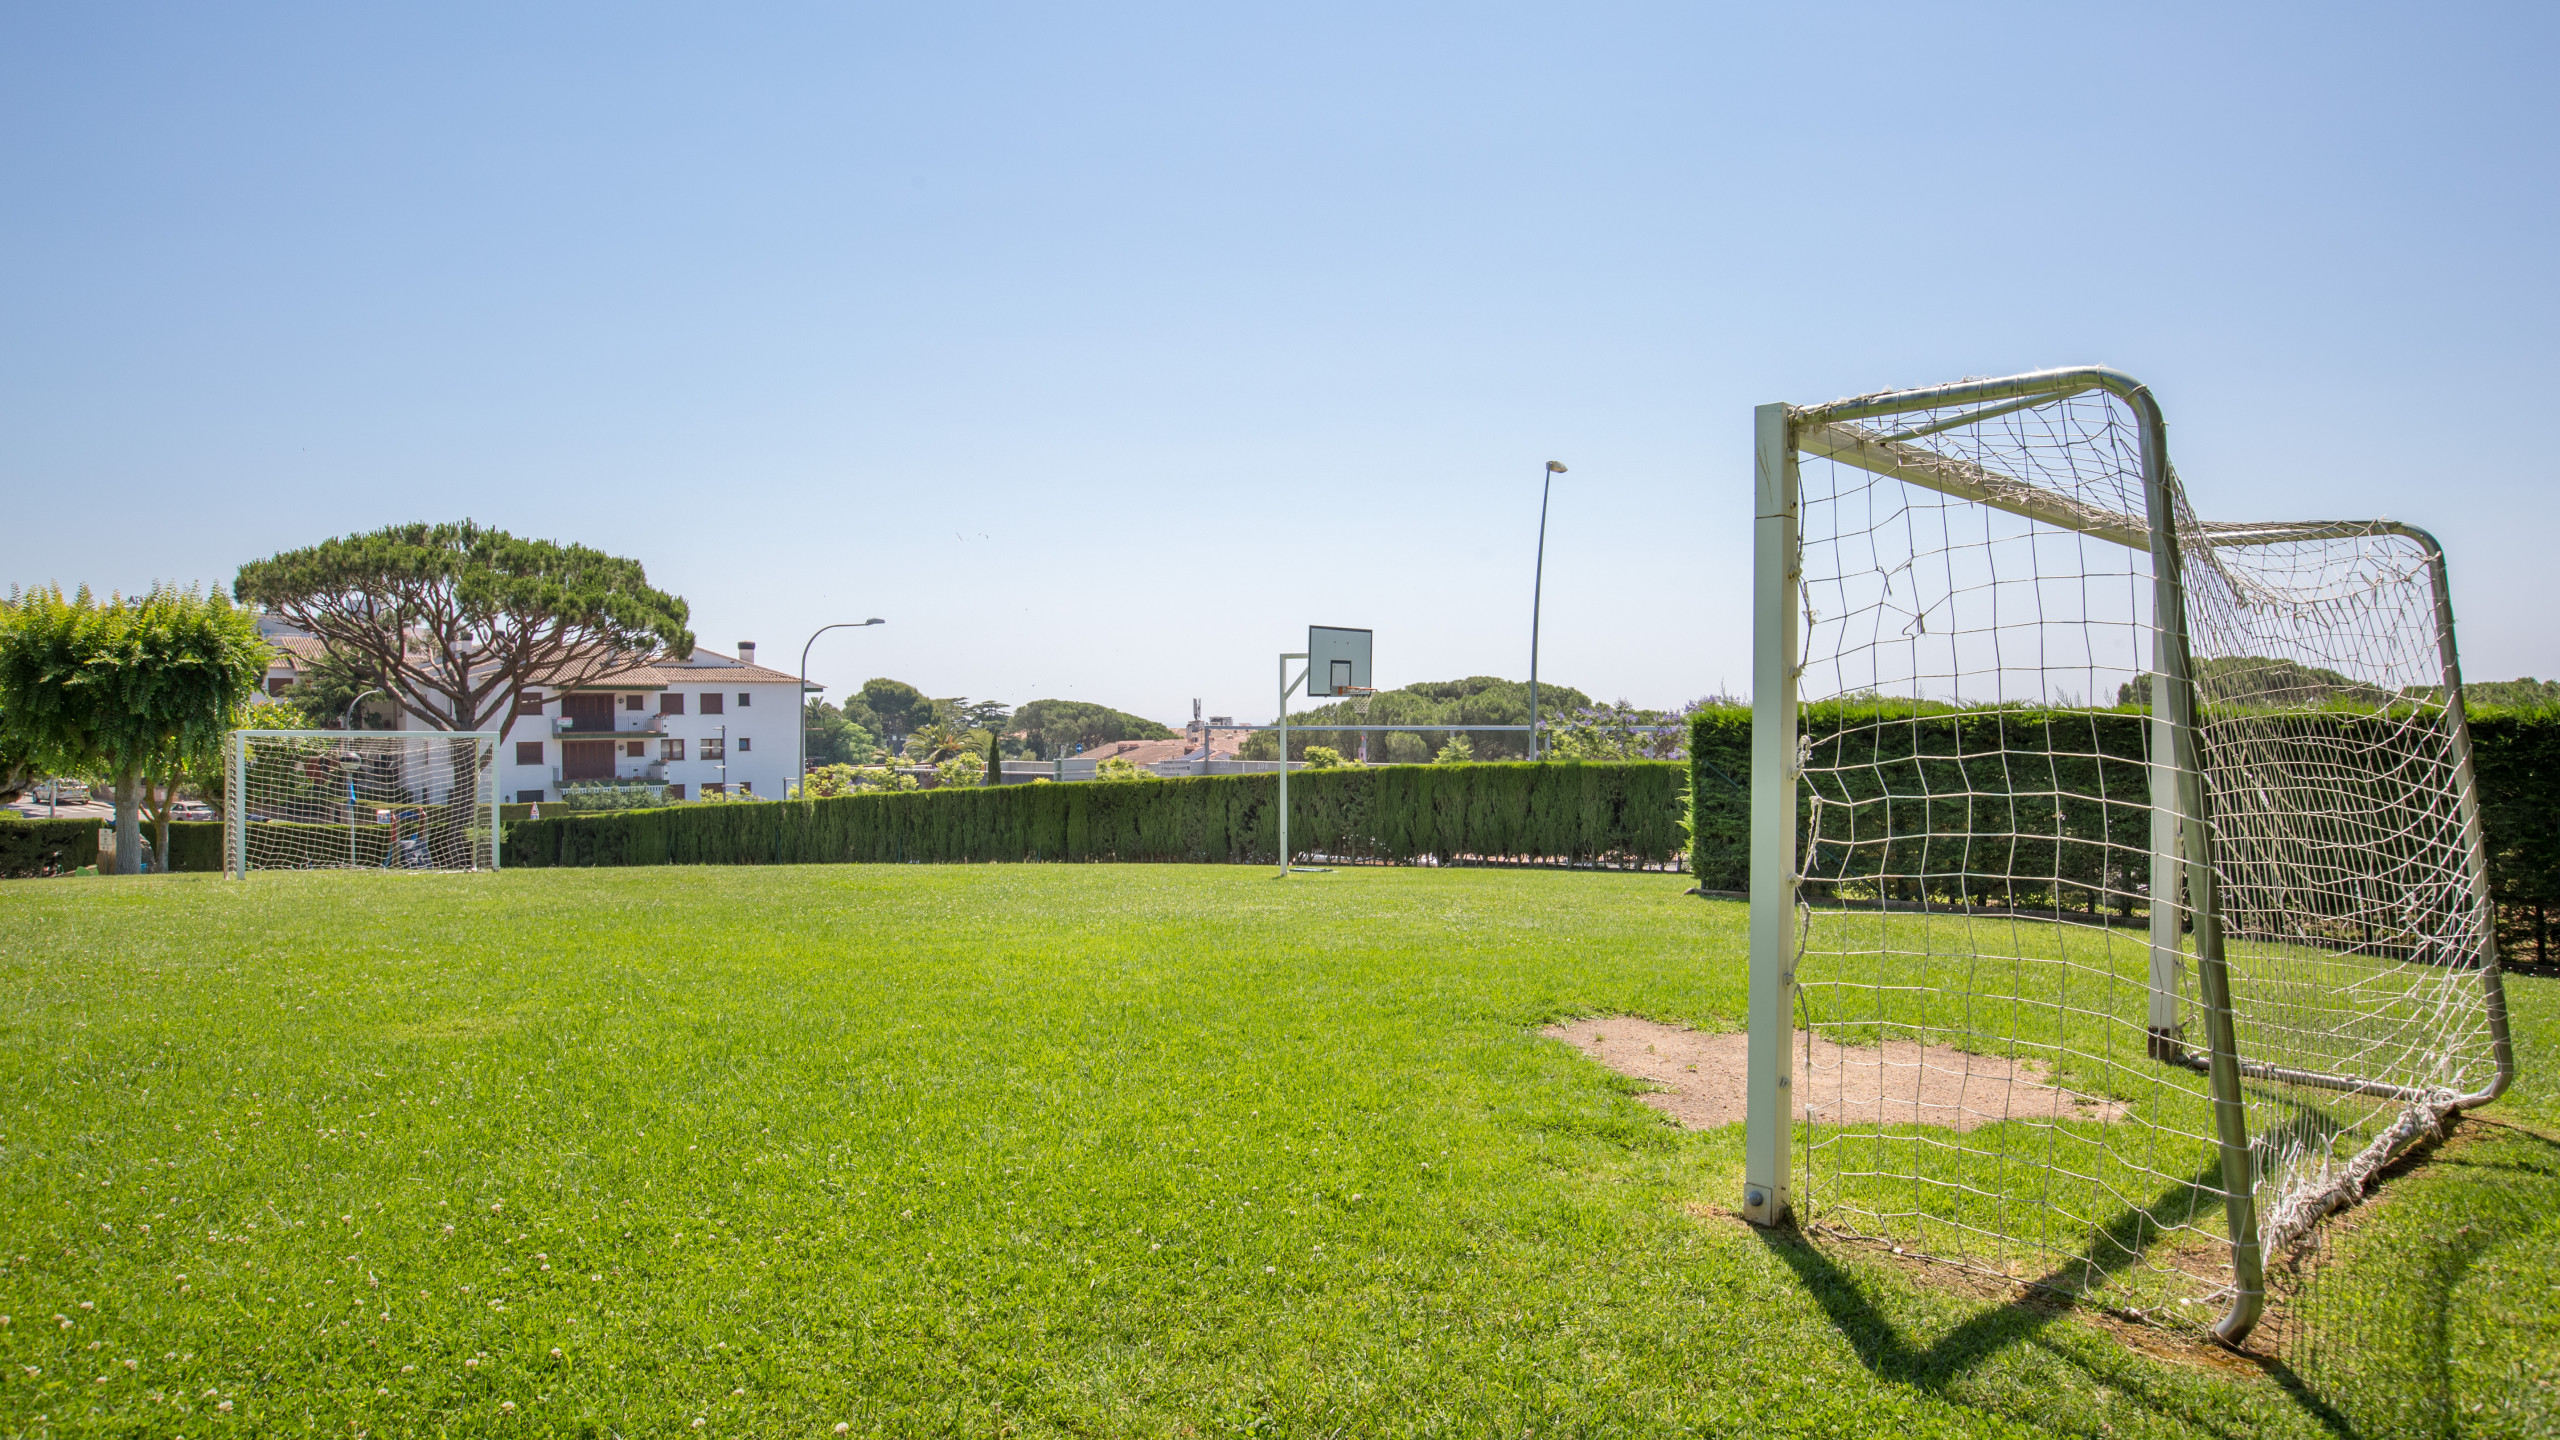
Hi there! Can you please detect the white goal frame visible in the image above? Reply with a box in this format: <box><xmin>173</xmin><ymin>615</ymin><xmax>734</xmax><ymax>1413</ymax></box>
<box><xmin>1744</xmin><ymin>366</ymin><xmax>2515</xmax><ymax>1344</ymax></box>
<box><xmin>223</xmin><ymin>729</ymin><xmax>502</xmax><ymax>879</ymax></box>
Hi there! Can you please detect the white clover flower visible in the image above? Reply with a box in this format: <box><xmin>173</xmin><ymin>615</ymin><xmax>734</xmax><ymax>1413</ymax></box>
<box><xmin>502</xmin><ymin>1401</ymin><xmax>516</xmax><ymax>1411</ymax></box>
<box><xmin>217</xmin><ymin>1400</ymin><xmax>233</xmax><ymax>1412</ymax></box>
<box><xmin>550</xmin><ymin>1347</ymin><xmax>563</xmax><ymax>1359</ymax></box>
<box><xmin>835</xmin><ymin>1425</ymin><xmax>851</xmax><ymax>1435</ymax></box>
<box><xmin>378</xmin><ymin>1386</ymin><xmax>390</xmax><ymax>1396</ymax></box>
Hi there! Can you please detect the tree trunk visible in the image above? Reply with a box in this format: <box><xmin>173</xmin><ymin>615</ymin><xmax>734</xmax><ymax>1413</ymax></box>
<box><xmin>151</xmin><ymin>770</ymin><xmax>173</xmax><ymax>877</ymax></box>
<box><xmin>114</xmin><ymin>770</ymin><xmax>143</xmax><ymax>875</ymax></box>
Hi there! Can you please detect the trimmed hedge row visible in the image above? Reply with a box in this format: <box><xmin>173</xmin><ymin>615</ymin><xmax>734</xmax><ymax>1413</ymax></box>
<box><xmin>0</xmin><ymin>818</ymin><xmax>99</xmax><ymax>877</ymax></box>
<box><xmin>1689</xmin><ymin>704</ymin><xmax>2560</xmax><ymax>963</ymax></box>
<box><xmin>502</xmin><ymin>762</ymin><xmax>1687</xmax><ymax>870</ymax></box>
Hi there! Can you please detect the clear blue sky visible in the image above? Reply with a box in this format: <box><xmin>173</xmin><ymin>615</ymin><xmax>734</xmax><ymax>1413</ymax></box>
<box><xmin>6</xmin><ymin>4</ymin><xmax>2553</xmax><ymax>725</ymax></box>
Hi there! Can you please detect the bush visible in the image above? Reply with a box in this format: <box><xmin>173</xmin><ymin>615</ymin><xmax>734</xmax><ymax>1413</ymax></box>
<box><xmin>1093</xmin><ymin>756</ymin><xmax>1153</xmax><ymax>783</ymax></box>
<box><xmin>1300</xmin><ymin>746</ymin><xmax>1349</xmax><ymax>770</ymax></box>
<box><xmin>503</xmin><ymin>762</ymin><xmax>1687</xmax><ymax>870</ymax></box>
<box><xmin>1690</xmin><ymin>702</ymin><xmax>2560</xmax><ymax>957</ymax></box>
<box><xmin>0</xmin><ymin>817</ymin><xmax>99</xmax><ymax>877</ymax></box>
<box><xmin>556</xmin><ymin>782</ymin><xmax>667</xmax><ymax>813</ymax></box>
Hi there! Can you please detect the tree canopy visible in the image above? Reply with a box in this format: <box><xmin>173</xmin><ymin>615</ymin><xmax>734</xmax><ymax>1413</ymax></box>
<box><xmin>1010</xmin><ymin>699</ymin><xmax>1175</xmax><ymax>759</ymax></box>
<box><xmin>234</xmin><ymin>521</ymin><xmax>693</xmax><ymax>739</ymax></box>
<box><xmin>1244</xmin><ymin>676</ymin><xmax>1594</xmax><ymax>762</ymax></box>
<box><xmin>0</xmin><ymin>584</ymin><xmax>267</xmax><ymax>870</ymax></box>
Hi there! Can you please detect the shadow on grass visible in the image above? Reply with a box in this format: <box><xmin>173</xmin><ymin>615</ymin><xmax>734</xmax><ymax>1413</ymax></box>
<box><xmin>2274</xmin><ymin>1118</ymin><xmax>2560</xmax><ymax>1439</ymax></box>
<box><xmin>1752</xmin><ymin>1159</ymin><xmax>2362</xmax><ymax>1439</ymax></box>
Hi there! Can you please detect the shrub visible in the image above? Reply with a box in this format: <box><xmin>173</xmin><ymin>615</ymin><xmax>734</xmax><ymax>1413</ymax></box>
<box><xmin>1300</xmin><ymin>746</ymin><xmax>1349</xmax><ymax>770</ymax></box>
<box><xmin>1093</xmin><ymin>756</ymin><xmax>1153</xmax><ymax>783</ymax></box>
<box><xmin>503</xmin><ymin>762</ymin><xmax>1687</xmax><ymax>871</ymax></box>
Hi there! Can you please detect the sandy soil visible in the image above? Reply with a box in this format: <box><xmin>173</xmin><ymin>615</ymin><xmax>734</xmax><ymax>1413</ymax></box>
<box><xmin>1543</xmin><ymin>1015</ymin><xmax>2128</xmax><ymax>1132</ymax></box>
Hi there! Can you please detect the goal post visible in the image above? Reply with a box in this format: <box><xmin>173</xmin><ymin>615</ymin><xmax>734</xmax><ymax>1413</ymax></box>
<box><xmin>224</xmin><ymin>729</ymin><xmax>502</xmax><ymax>878</ymax></box>
<box><xmin>1745</xmin><ymin>367</ymin><xmax>2514</xmax><ymax>1345</ymax></box>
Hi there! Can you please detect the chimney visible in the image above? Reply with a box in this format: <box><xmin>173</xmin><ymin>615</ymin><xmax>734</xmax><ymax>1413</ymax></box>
<box><xmin>736</xmin><ymin>642</ymin><xmax>756</xmax><ymax>667</ymax></box>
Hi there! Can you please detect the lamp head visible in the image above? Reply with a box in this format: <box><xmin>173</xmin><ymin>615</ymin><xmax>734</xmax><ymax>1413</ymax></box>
<box><xmin>864</xmin><ymin>618</ymin><xmax>886</xmax><ymax>626</ymax></box>
<box><xmin>1546</xmin><ymin>461</ymin><xmax>1567</xmax><ymax>473</ymax></box>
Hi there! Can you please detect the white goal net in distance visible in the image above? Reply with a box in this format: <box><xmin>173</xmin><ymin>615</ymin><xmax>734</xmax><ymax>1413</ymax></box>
<box><xmin>1742</xmin><ymin>367</ymin><xmax>2514</xmax><ymax>1344</ymax></box>
<box><xmin>224</xmin><ymin>730</ymin><xmax>500</xmax><ymax>876</ymax></box>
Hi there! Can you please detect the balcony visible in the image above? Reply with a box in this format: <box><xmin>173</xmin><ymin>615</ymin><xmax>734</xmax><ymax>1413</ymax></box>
<box><xmin>553</xmin><ymin>712</ymin><xmax>667</xmax><ymax>737</ymax></box>
<box><xmin>551</xmin><ymin>761</ymin><xmax>667</xmax><ymax>785</ymax></box>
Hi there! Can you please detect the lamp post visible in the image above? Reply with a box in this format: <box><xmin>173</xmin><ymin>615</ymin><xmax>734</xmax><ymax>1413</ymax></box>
<box><xmin>798</xmin><ymin>620</ymin><xmax>886</xmax><ymax>792</ymax></box>
<box><xmin>1529</xmin><ymin>461</ymin><xmax>1566</xmax><ymax>761</ymax></box>
<box><xmin>344</xmin><ymin>688</ymin><xmax>387</xmax><ymax>733</ymax></box>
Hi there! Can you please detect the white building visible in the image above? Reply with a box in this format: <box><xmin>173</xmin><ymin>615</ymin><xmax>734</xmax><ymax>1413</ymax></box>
<box><xmin>502</xmin><ymin>644</ymin><xmax>810</xmax><ymax>803</ymax></box>
<box><xmin>254</xmin><ymin>620</ymin><xmax>815</xmax><ymax>803</ymax></box>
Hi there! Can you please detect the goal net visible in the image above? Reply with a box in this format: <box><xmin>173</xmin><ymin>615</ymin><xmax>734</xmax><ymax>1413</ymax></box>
<box><xmin>1743</xmin><ymin>367</ymin><xmax>2514</xmax><ymax>1344</ymax></box>
<box><xmin>224</xmin><ymin>730</ymin><xmax>500</xmax><ymax>876</ymax></box>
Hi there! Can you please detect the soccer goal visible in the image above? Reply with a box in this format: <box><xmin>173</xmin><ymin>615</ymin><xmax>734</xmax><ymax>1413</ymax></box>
<box><xmin>224</xmin><ymin>730</ymin><xmax>501</xmax><ymax>877</ymax></box>
<box><xmin>1742</xmin><ymin>367</ymin><xmax>2514</xmax><ymax>1344</ymax></box>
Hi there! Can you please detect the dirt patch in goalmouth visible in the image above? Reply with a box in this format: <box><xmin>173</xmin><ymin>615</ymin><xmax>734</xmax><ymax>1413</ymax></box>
<box><xmin>1543</xmin><ymin>1016</ymin><xmax>2129</xmax><ymax>1132</ymax></box>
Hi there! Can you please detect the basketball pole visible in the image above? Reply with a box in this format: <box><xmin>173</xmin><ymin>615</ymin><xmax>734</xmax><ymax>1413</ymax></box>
<box><xmin>1277</xmin><ymin>650</ymin><xmax>1307</xmax><ymax>877</ymax></box>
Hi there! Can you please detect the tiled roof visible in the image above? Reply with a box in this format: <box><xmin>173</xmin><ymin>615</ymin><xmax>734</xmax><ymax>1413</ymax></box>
<box><xmin>577</xmin><ymin>649</ymin><xmax>816</xmax><ymax>690</ymax></box>
<box><xmin>257</xmin><ymin>636</ymin><xmax>815</xmax><ymax>690</ymax></box>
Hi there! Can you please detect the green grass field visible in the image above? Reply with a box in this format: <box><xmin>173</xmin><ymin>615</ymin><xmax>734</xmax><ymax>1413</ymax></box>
<box><xmin>0</xmin><ymin>865</ymin><xmax>2551</xmax><ymax>1437</ymax></box>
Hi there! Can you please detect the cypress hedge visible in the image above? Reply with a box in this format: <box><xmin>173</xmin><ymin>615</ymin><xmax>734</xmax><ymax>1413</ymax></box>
<box><xmin>0</xmin><ymin>817</ymin><xmax>99</xmax><ymax>877</ymax></box>
<box><xmin>502</xmin><ymin>762</ymin><xmax>1687</xmax><ymax>871</ymax></box>
<box><xmin>1689</xmin><ymin>703</ymin><xmax>2560</xmax><ymax>964</ymax></box>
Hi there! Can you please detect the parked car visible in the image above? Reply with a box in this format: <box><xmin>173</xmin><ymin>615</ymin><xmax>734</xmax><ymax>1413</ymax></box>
<box><xmin>32</xmin><ymin>780</ymin><xmax>89</xmax><ymax>805</ymax></box>
<box><xmin>170</xmin><ymin>801</ymin><xmax>215</xmax><ymax>821</ymax></box>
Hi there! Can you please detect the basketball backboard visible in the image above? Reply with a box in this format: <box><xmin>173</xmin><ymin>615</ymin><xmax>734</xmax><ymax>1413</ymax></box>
<box><xmin>1306</xmin><ymin>626</ymin><xmax>1372</xmax><ymax>697</ymax></box>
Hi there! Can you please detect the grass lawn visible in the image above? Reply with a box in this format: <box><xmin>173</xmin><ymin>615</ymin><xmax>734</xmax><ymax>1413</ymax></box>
<box><xmin>0</xmin><ymin>864</ymin><xmax>2551</xmax><ymax>1437</ymax></box>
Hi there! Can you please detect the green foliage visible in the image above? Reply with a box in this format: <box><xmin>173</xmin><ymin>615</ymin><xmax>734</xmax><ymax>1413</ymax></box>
<box><xmin>0</xmin><ymin>584</ymin><xmax>268</xmax><ymax>872</ymax></box>
<box><xmin>503</xmin><ymin>761</ymin><xmax>1686</xmax><ymax>869</ymax></box>
<box><xmin>1690</xmin><ymin>702</ymin><xmax>2560</xmax><ymax>951</ymax></box>
<box><xmin>1010</xmin><ymin>699</ymin><xmax>1174</xmax><ymax>759</ymax></box>
<box><xmin>555</xmin><ymin>781</ymin><xmax>666</xmax><ymax>813</ymax></box>
<box><xmin>284</xmin><ymin>646</ymin><xmax>397</xmax><ymax>730</ymax></box>
<box><xmin>855</xmin><ymin>678</ymin><xmax>933</xmax><ymax>742</ymax></box>
<box><xmin>803</xmin><ymin>699</ymin><xmax>881</xmax><ymax>767</ymax></box>
<box><xmin>2118</xmin><ymin>656</ymin><xmax>2394</xmax><ymax>710</ymax></box>
<box><xmin>1434</xmin><ymin>734</ymin><xmax>1475</xmax><ymax>764</ymax></box>
<box><xmin>1092</xmin><ymin>755</ymin><xmax>1154</xmax><ymax>783</ymax></box>
<box><xmin>935</xmin><ymin>751</ymin><xmax>986</xmax><ymax>788</ymax></box>
<box><xmin>2464</xmin><ymin>677</ymin><xmax>2560</xmax><ymax>710</ymax></box>
<box><xmin>796</xmin><ymin>764</ymin><xmax>919</xmax><ymax>799</ymax></box>
<box><xmin>1544</xmin><ymin>700</ymin><xmax>1686</xmax><ymax>762</ymax></box>
<box><xmin>981</xmin><ymin>731</ymin><xmax>1002</xmax><ymax>787</ymax></box>
<box><xmin>0</xmin><ymin>584</ymin><xmax>268</xmax><ymax>782</ymax></box>
<box><xmin>1300</xmin><ymin>746</ymin><xmax>1350</xmax><ymax>770</ymax></box>
<box><xmin>0</xmin><ymin>816</ymin><xmax>99</xmax><ymax>877</ymax></box>
<box><xmin>233</xmin><ymin>521</ymin><xmax>693</xmax><ymax>735</ymax></box>
<box><xmin>1272</xmin><ymin>676</ymin><xmax>1594</xmax><ymax>762</ymax></box>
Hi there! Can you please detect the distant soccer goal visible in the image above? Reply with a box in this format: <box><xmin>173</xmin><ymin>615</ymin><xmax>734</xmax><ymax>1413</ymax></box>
<box><xmin>1743</xmin><ymin>367</ymin><xmax>2513</xmax><ymax>1345</ymax></box>
<box><xmin>224</xmin><ymin>730</ymin><xmax>501</xmax><ymax>877</ymax></box>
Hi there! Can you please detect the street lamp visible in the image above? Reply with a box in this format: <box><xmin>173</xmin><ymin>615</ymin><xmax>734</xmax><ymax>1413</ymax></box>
<box><xmin>799</xmin><ymin>620</ymin><xmax>887</xmax><ymax>790</ymax></box>
<box><xmin>1529</xmin><ymin>461</ymin><xmax>1566</xmax><ymax>761</ymax></box>
<box><xmin>344</xmin><ymin>688</ymin><xmax>387</xmax><ymax>732</ymax></box>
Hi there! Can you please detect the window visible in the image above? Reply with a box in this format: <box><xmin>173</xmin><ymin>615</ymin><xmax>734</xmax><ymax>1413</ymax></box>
<box><xmin>660</xmin><ymin>692</ymin><xmax>685</xmax><ymax>715</ymax></box>
<box><xmin>738</xmin><ymin>736</ymin><xmax>751</xmax><ymax>753</ymax></box>
<box><xmin>737</xmin><ymin>692</ymin><xmax>751</xmax><ymax>708</ymax></box>
<box><xmin>661</xmin><ymin>738</ymin><xmax>686</xmax><ymax>762</ymax></box>
<box><xmin>515</xmin><ymin>692</ymin><xmax>548</xmax><ymax>717</ymax></box>
<box><xmin>515</xmin><ymin>742</ymin><xmax>544</xmax><ymax>766</ymax></box>
<box><xmin>268</xmin><ymin>677</ymin><xmax>294</xmax><ymax>697</ymax></box>
<box><xmin>623</xmin><ymin>693</ymin><xmax>644</xmax><ymax>711</ymax></box>
<box><xmin>701</xmin><ymin>782</ymin><xmax>726</xmax><ymax>796</ymax></box>
<box><xmin>700</xmin><ymin>738</ymin><xmax>726</xmax><ymax>761</ymax></box>
<box><xmin>700</xmin><ymin>692</ymin><xmax>725</xmax><ymax>715</ymax></box>
<box><xmin>666</xmin><ymin>783</ymin><xmax>686</xmax><ymax>800</ymax></box>
<box><xmin>516</xmin><ymin>789</ymin><xmax>545</xmax><ymax>804</ymax></box>
<box><xmin>625</xmin><ymin>740</ymin><xmax>646</xmax><ymax>758</ymax></box>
